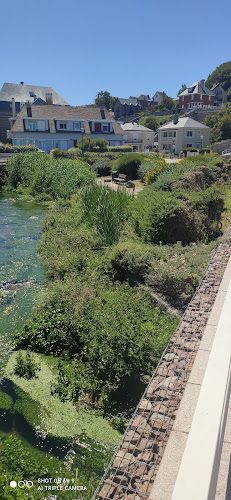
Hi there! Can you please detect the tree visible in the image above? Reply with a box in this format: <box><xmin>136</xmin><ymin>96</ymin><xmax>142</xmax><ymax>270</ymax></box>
<box><xmin>95</xmin><ymin>91</ymin><xmax>114</xmax><ymax>110</ymax></box>
<box><xmin>161</xmin><ymin>92</ymin><xmax>173</xmax><ymax>110</ymax></box>
<box><xmin>177</xmin><ymin>84</ymin><xmax>187</xmax><ymax>96</ymax></box>
<box><xmin>141</xmin><ymin>116</ymin><xmax>157</xmax><ymax>131</ymax></box>
<box><xmin>206</xmin><ymin>61</ymin><xmax>231</xmax><ymax>91</ymax></box>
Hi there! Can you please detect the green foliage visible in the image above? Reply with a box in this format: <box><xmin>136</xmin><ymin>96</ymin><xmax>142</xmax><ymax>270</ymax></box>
<box><xmin>81</xmin><ymin>184</ymin><xmax>130</xmax><ymax>245</ymax></box>
<box><xmin>138</xmin><ymin>156</ymin><xmax>168</xmax><ymax>184</ymax></box>
<box><xmin>14</xmin><ymin>350</ymin><xmax>40</xmax><ymax>379</ymax></box>
<box><xmin>50</xmin><ymin>147</ymin><xmax>82</xmax><ymax>159</ymax></box>
<box><xmin>139</xmin><ymin>116</ymin><xmax>157</xmax><ymax>131</ymax></box>
<box><xmin>131</xmin><ymin>189</ymin><xmax>181</xmax><ymax>244</ymax></box>
<box><xmin>104</xmin><ymin>239</ymin><xmax>217</xmax><ymax>307</ymax></box>
<box><xmin>177</xmin><ymin>84</ymin><xmax>187</xmax><ymax>96</ymax></box>
<box><xmin>0</xmin><ymin>390</ymin><xmax>13</xmax><ymax>410</ymax></box>
<box><xmin>0</xmin><ymin>142</ymin><xmax>38</xmax><ymax>153</ymax></box>
<box><xmin>108</xmin><ymin>146</ymin><xmax>132</xmax><ymax>152</ymax></box>
<box><xmin>0</xmin><ymin>434</ymin><xmax>47</xmax><ymax>477</ymax></box>
<box><xmin>94</xmin><ymin>90</ymin><xmax>115</xmax><ymax>110</ymax></box>
<box><xmin>6</xmin><ymin>152</ymin><xmax>95</xmax><ymax>198</ymax></box>
<box><xmin>204</xmin><ymin>104</ymin><xmax>231</xmax><ymax>143</ymax></box>
<box><xmin>113</xmin><ymin>153</ymin><xmax>143</xmax><ymax>179</ymax></box>
<box><xmin>51</xmin><ymin>358</ymin><xmax>90</xmax><ymax>402</ymax></box>
<box><xmin>161</xmin><ymin>92</ymin><xmax>174</xmax><ymax>110</ymax></box>
<box><xmin>77</xmin><ymin>137</ymin><xmax>108</xmax><ymax>152</ymax></box>
<box><xmin>206</xmin><ymin>61</ymin><xmax>231</xmax><ymax>91</ymax></box>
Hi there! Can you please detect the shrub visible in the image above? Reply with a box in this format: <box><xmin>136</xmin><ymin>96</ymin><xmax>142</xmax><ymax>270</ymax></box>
<box><xmin>81</xmin><ymin>184</ymin><xmax>130</xmax><ymax>245</ymax></box>
<box><xmin>0</xmin><ymin>142</ymin><xmax>38</xmax><ymax>153</ymax></box>
<box><xmin>108</xmin><ymin>146</ymin><xmax>132</xmax><ymax>152</ymax></box>
<box><xmin>6</xmin><ymin>152</ymin><xmax>96</xmax><ymax>198</ymax></box>
<box><xmin>50</xmin><ymin>148</ymin><xmax>82</xmax><ymax>159</ymax></box>
<box><xmin>138</xmin><ymin>156</ymin><xmax>168</xmax><ymax>184</ymax></box>
<box><xmin>91</xmin><ymin>158</ymin><xmax>112</xmax><ymax>176</ymax></box>
<box><xmin>13</xmin><ymin>351</ymin><xmax>40</xmax><ymax>379</ymax></box>
<box><xmin>113</xmin><ymin>153</ymin><xmax>143</xmax><ymax>179</ymax></box>
<box><xmin>77</xmin><ymin>137</ymin><xmax>108</xmax><ymax>152</ymax></box>
<box><xmin>199</xmin><ymin>148</ymin><xmax>211</xmax><ymax>154</ymax></box>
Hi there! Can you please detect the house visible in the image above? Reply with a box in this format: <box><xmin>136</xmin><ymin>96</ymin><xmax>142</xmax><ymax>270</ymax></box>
<box><xmin>121</xmin><ymin>122</ymin><xmax>155</xmax><ymax>152</ymax></box>
<box><xmin>0</xmin><ymin>82</ymin><xmax>69</xmax><ymax>142</ymax></box>
<box><xmin>178</xmin><ymin>80</ymin><xmax>215</xmax><ymax>109</ymax></box>
<box><xmin>8</xmin><ymin>104</ymin><xmax>124</xmax><ymax>153</ymax></box>
<box><xmin>152</xmin><ymin>91</ymin><xmax>164</xmax><ymax>106</ymax></box>
<box><xmin>210</xmin><ymin>83</ymin><xmax>227</xmax><ymax>105</ymax></box>
<box><xmin>158</xmin><ymin>116</ymin><xmax>210</xmax><ymax>155</ymax></box>
<box><xmin>114</xmin><ymin>98</ymin><xmax>140</xmax><ymax>119</ymax></box>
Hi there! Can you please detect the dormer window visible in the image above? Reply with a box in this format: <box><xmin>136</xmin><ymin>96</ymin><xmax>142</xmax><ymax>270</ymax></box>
<box><xmin>28</xmin><ymin>121</ymin><xmax>36</xmax><ymax>131</ymax></box>
<box><xmin>73</xmin><ymin>121</ymin><xmax>82</xmax><ymax>130</ymax></box>
<box><xmin>60</xmin><ymin>122</ymin><xmax>67</xmax><ymax>129</ymax></box>
<box><xmin>102</xmin><ymin>123</ymin><xmax>109</xmax><ymax>132</ymax></box>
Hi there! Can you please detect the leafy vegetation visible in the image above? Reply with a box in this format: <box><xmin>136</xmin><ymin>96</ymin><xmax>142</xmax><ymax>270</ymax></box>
<box><xmin>6</xmin><ymin>152</ymin><xmax>95</xmax><ymax>199</ymax></box>
<box><xmin>204</xmin><ymin>104</ymin><xmax>231</xmax><ymax>143</ymax></box>
<box><xmin>13</xmin><ymin>350</ymin><xmax>40</xmax><ymax>379</ymax></box>
<box><xmin>0</xmin><ymin>142</ymin><xmax>38</xmax><ymax>153</ymax></box>
<box><xmin>206</xmin><ymin>61</ymin><xmax>231</xmax><ymax>94</ymax></box>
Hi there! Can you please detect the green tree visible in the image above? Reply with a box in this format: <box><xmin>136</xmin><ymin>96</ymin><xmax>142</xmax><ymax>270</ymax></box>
<box><xmin>206</xmin><ymin>61</ymin><xmax>231</xmax><ymax>91</ymax></box>
<box><xmin>161</xmin><ymin>92</ymin><xmax>173</xmax><ymax>110</ymax></box>
<box><xmin>95</xmin><ymin>91</ymin><xmax>113</xmax><ymax>110</ymax></box>
<box><xmin>141</xmin><ymin>116</ymin><xmax>157</xmax><ymax>131</ymax></box>
<box><xmin>177</xmin><ymin>84</ymin><xmax>187</xmax><ymax>96</ymax></box>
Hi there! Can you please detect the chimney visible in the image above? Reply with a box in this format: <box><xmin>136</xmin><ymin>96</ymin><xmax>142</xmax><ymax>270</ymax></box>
<box><xmin>45</xmin><ymin>92</ymin><xmax>53</xmax><ymax>105</ymax></box>
<box><xmin>12</xmin><ymin>98</ymin><xmax>16</xmax><ymax>118</ymax></box>
<box><xmin>100</xmin><ymin>106</ymin><xmax>105</xmax><ymax>119</ymax></box>
<box><xmin>173</xmin><ymin>109</ymin><xmax>179</xmax><ymax>125</ymax></box>
<box><xmin>200</xmin><ymin>79</ymin><xmax>205</xmax><ymax>90</ymax></box>
<box><xmin>26</xmin><ymin>100</ymin><xmax>32</xmax><ymax>117</ymax></box>
<box><xmin>20</xmin><ymin>81</ymin><xmax>24</xmax><ymax>85</ymax></box>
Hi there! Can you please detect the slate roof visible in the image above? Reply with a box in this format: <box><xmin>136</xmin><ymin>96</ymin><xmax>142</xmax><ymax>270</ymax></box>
<box><xmin>116</xmin><ymin>98</ymin><xmax>138</xmax><ymax>106</ymax></box>
<box><xmin>121</xmin><ymin>122</ymin><xmax>155</xmax><ymax>132</ymax></box>
<box><xmin>0</xmin><ymin>83</ymin><xmax>69</xmax><ymax>105</ymax></box>
<box><xmin>11</xmin><ymin>105</ymin><xmax>124</xmax><ymax>136</ymax></box>
<box><xmin>158</xmin><ymin>117</ymin><xmax>210</xmax><ymax>130</ymax></box>
<box><xmin>179</xmin><ymin>81</ymin><xmax>215</xmax><ymax>97</ymax></box>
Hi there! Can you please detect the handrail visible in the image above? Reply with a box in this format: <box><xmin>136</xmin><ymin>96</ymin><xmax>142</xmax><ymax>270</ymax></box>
<box><xmin>171</xmin><ymin>279</ymin><xmax>231</xmax><ymax>500</ymax></box>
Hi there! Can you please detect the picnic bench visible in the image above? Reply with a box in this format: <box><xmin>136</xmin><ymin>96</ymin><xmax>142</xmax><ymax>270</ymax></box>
<box><xmin>113</xmin><ymin>173</ymin><xmax>128</xmax><ymax>183</ymax></box>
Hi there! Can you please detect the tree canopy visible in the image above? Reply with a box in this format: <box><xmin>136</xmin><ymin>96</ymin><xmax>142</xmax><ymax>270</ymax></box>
<box><xmin>95</xmin><ymin>91</ymin><xmax>115</xmax><ymax>110</ymax></box>
<box><xmin>206</xmin><ymin>61</ymin><xmax>231</xmax><ymax>91</ymax></box>
<box><xmin>177</xmin><ymin>84</ymin><xmax>187</xmax><ymax>96</ymax></box>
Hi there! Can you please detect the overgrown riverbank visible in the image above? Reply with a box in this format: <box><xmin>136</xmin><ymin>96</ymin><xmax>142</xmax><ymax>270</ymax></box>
<box><xmin>1</xmin><ymin>151</ymin><xmax>231</xmax><ymax>497</ymax></box>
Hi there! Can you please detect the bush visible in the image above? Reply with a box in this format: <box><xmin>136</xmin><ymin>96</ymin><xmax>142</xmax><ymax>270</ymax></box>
<box><xmin>50</xmin><ymin>148</ymin><xmax>82</xmax><ymax>159</ymax></box>
<box><xmin>91</xmin><ymin>158</ymin><xmax>112</xmax><ymax>176</ymax></box>
<box><xmin>199</xmin><ymin>148</ymin><xmax>211</xmax><ymax>154</ymax></box>
<box><xmin>138</xmin><ymin>156</ymin><xmax>168</xmax><ymax>184</ymax></box>
<box><xmin>6</xmin><ymin>152</ymin><xmax>96</xmax><ymax>198</ymax></box>
<box><xmin>81</xmin><ymin>184</ymin><xmax>130</xmax><ymax>245</ymax></box>
<box><xmin>13</xmin><ymin>351</ymin><xmax>40</xmax><ymax>379</ymax></box>
<box><xmin>0</xmin><ymin>142</ymin><xmax>38</xmax><ymax>153</ymax></box>
<box><xmin>108</xmin><ymin>146</ymin><xmax>132</xmax><ymax>152</ymax></box>
<box><xmin>77</xmin><ymin>137</ymin><xmax>108</xmax><ymax>152</ymax></box>
<box><xmin>113</xmin><ymin>153</ymin><xmax>143</xmax><ymax>179</ymax></box>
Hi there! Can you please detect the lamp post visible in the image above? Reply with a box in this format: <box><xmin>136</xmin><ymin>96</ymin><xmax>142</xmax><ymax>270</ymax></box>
<box><xmin>80</xmin><ymin>128</ymin><xmax>84</xmax><ymax>157</ymax></box>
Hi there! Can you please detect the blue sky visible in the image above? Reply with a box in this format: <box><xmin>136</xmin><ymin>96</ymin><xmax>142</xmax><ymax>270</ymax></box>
<box><xmin>1</xmin><ymin>0</ymin><xmax>231</xmax><ymax>106</ymax></box>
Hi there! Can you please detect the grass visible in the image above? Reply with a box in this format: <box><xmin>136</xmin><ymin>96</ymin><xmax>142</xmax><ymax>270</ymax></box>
<box><xmin>4</xmin><ymin>351</ymin><xmax>121</xmax><ymax>445</ymax></box>
<box><xmin>221</xmin><ymin>181</ymin><xmax>231</xmax><ymax>231</ymax></box>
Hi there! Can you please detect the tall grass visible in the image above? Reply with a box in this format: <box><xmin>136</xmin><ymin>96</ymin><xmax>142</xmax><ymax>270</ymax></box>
<box><xmin>81</xmin><ymin>185</ymin><xmax>130</xmax><ymax>245</ymax></box>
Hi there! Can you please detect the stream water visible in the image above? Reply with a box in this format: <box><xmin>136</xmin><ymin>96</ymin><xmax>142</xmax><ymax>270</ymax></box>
<box><xmin>0</xmin><ymin>194</ymin><xmax>46</xmax><ymax>371</ymax></box>
<box><xmin>0</xmin><ymin>194</ymin><xmax>118</xmax><ymax>499</ymax></box>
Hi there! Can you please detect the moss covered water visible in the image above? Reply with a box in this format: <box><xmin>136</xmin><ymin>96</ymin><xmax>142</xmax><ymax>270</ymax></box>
<box><xmin>0</xmin><ymin>194</ymin><xmax>120</xmax><ymax>499</ymax></box>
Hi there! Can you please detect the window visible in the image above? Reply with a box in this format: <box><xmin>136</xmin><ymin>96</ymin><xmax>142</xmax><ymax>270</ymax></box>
<box><xmin>187</xmin><ymin>131</ymin><xmax>193</xmax><ymax>137</ymax></box>
<box><xmin>163</xmin><ymin>132</ymin><xmax>168</xmax><ymax>138</ymax></box>
<box><xmin>198</xmin><ymin>130</ymin><xmax>201</xmax><ymax>135</ymax></box>
<box><xmin>197</xmin><ymin>143</ymin><xmax>201</xmax><ymax>149</ymax></box>
<box><xmin>186</xmin><ymin>143</ymin><xmax>192</xmax><ymax>148</ymax></box>
<box><xmin>182</xmin><ymin>96</ymin><xmax>184</xmax><ymax>101</ymax></box>
<box><xmin>73</xmin><ymin>122</ymin><xmax>81</xmax><ymax>130</ymax></box>
<box><xmin>102</xmin><ymin>123</ymin><xmax>109</xmax><ymax>132</ymax></box>
<box><xmin>173</xmin><ymin>132</ymin><xmax>176</xmax><ymax>137</ymax></box>
<box><xmin>60</xmin><ymin>122</ymin><xmax>67</xmax><ymax>129</ymax></box>
<box><xmin>191</xmin><ymin>95</ymin><xmax>194</xmax><ymax>100</ymax></box>
<box><xmin>28</xmin><ymin>121</ymin><xmax>36</xmax><ymax>131</ymax></box>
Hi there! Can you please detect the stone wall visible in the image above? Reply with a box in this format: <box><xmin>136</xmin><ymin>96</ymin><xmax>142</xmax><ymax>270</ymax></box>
<box><xmin>94</xmin><ymin>225</ymin><xmax>231</xmax><ymax>500</ymax></box>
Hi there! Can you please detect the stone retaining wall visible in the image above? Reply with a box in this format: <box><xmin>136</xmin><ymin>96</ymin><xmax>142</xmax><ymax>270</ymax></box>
<box><xmin>94</xmin><ymin>225</ymin><xmax>231</xmax><ymax>500</ymax></box>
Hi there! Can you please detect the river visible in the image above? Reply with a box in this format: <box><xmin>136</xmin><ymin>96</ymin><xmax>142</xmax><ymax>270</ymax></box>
<box><xmin>0</xmin><ymin>194</ymin><xmax>120</xmax><ymax>500</ymax></box>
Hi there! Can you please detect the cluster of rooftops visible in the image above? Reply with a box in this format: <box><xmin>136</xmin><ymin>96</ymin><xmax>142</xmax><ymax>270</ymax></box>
<box><xmin>0</xmin><ymin>79</ymin><xmax>223</xmax><ymax>154</ymax></box>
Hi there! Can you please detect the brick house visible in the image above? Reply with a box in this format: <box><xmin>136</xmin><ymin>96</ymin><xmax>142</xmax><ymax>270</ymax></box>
<box><xmin>178</xmin><ymin>80</ymin><xmax>215</xmax><ymax>109</ymax></box>
<box><xmin>8</xmin><ymin>104</ymin><xmax>124</xmax><ymax>153</ymax></box>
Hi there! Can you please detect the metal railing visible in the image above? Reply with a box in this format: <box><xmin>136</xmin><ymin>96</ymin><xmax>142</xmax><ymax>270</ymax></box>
<box><xmin>221</xmin><ymin>148</ymin><xmax>231</xmax><ymax>155</ymax></box>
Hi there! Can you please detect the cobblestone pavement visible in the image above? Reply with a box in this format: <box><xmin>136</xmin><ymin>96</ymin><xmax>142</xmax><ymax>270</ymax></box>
<box><xmin>94</xmin><ymin>224</ymin><xmax>231</xmax><ymax>500</ymax></box>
